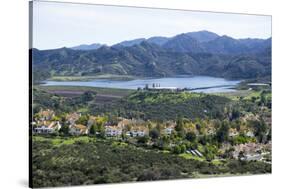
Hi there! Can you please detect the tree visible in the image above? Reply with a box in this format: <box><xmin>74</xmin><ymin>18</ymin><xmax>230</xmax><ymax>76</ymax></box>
<box><xmin>89</xmin><ymin>124</ymin><xmax>97</xmax><ymax>135</ymax></box>
<box><xmin>81</xmin><ymin>91</ymin><xmax>96</xmax><ymax>102</ymax></box>
<box><xmin>76</xmin><ymin>115</ymin><xmax>89</xmax><ymax>125</ymax></box>
<box><xmin>252</xmin><ymin>119</ymin><xmax>267</xmax><ymax>143</ymax></box>
<box><xmin>157</xmin><ymin>136</ymin><xmax>171</xmax><ymax>150</ymax></box>
<box><xmin>215</xmin><ymin>121</ymin><xmax>229</xmax><ymax>143</ymax></box>
<box><xmin>175</xmin><ymin>117</ymin><xmax>185</xmax><ymax>138</ymax></box>
<box><xmin>238</xmin><ymin>151</ymin><xmax>245</xmax><ymax>161</ymax></box>
<box><xmin>149</xmin><ymin>128</ymin><xmax>160</xmax><ymax>139</ymax></box>
<box><xmin>175</xmin><ymin>117</ymin><xmax>184</xmax><ymax>132</ymax></box>
<box><xmin>147</xmin><ymin>122</ymin><xmax>153</xmax><ymax>130</ymax></box>
<box><xmin>51</xmin><ymin>116</ymin><xmax>60</xmax><ymax>121</ymax></box>
<box><xmin>173</xmin><ymin>145</ymin><xmax>182</xmax><ymax>154</ymax></box>
<box><xmin>180</xmin><ymin>144</ymin><xmax>186</xmax><ymax>153</ymax></box>
<box><xmin>59</xmin><ymin>125</ymin><xmax>69</xmax><ymax>135</ymax></box>
<box><xmin>251</xmin><ymin>96</ymin><xmax>257</xmax><ymax>103</ymax></box>
<box><xmin>205</xmin><ymin>152</ymin><xmax>215</xmax><ymax>162</ymax></box>
<box><xmin>231</xmin><ymin>108</ymin><xmax>241</xmax><ymax>120</ymax></box>
<box><xmin>260</xmin><ymin>91</ymin><xmax>267</xmax><ymax>106</ymax></box>
<box><xmin>186</xmin><ymin>132</ymin><xmax>196</xmax><ymax>142</ymax></box>
<box><xmin>145</xmin><ymin>84</ymin><xmax>149</xmax><ymax>90</ymax></box>
<box><xmin>137</xmin><ymin>136</ymin><xmax>149</xmax><ymax>144</ymax></box>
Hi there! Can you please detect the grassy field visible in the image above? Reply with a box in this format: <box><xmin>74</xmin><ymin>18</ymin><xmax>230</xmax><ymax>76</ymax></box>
<box><xmin>179</xmin><ymin>153</ymin><xmax>205</xmax><ymax>161</ymax></box>
<box><xmin>39</xmin><ymin>85</ymin><xmax>135</xmax><ymax>98</ymax></box>
<box><xmin>213</xmin><ymin>90</ymin><xmax>255</xmax><ymax>100</ymax></box>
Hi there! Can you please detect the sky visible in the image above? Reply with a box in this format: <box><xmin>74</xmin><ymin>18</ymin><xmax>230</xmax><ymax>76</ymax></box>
<box><xmin>32</xmin><ymin>1</ymin><xmax>272</xmax><ymax>50</ymax></box>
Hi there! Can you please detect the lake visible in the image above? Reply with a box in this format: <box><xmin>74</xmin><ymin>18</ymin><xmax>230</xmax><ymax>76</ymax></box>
<box><xmin>43</xmin><ymin>76</ymin><xmax>240</xmax><ymax>93</ymax></box>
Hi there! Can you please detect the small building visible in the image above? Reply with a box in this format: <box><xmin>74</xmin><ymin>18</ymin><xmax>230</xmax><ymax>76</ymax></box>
<box><xmin>130</xmin><ymin>126</ymin><xmax>149</xmax><ymax>137</ymax></box>
<box><xmin>244</xmin><ymin>154</ymin><xmax>262</xmax><ymax>161</ymax></box>
<box><xmin>37</xmin><ymin>109</ymin><xmax>55</xmax><ymax>121</ymax></box>
<box><xmin>105</xmin><ymin>126</ymin><xmax>122</xmax><ymax>137</ymax></box>
<box><xmin>69</xmin><ymin>124</ymin><xmax>88</xmax><ymax>135</ymax></box>
<box><xmin>66</xmin><ymin>112</ymin><xmax>81</xmax><ymax>126</ymax></box>
<box><xmin>245</xmin><ymin>130</ymin><xmax>255</xmax><ymax>137</ymax></box>
<box><xmin>229</xmin><ymin>128</ymin><xmax>239</xmax><ymax>137</ymax></box>
<box><xmin>33</xmin><ymin>121</ymin><xmax>61</xmax><ymax>134</ymax></box>
<box><xmin>164</xmin><ymin>127</ymin><xmax>174</xmax><ymax>135</ymax></box>
<box><xmin>232</xmin><ymin>142</ymin><xmax>264</xmax><ymax>160</ymax></box>
<box><xmin>163</xmin><ymin>121</ymin><xmax>176</xmax><ymax>135</ymax></box>
<box><xmin>117</xmin><ymin>118</ymin><xmax>132</xmax><ymax>128</ymax></box>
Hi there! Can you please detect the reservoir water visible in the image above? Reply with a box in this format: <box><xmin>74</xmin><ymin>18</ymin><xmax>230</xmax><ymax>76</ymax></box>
<box><xmin>43</xmin><ymin>76</ymin><xmax>240</xmax><ymax>93</ymax></box>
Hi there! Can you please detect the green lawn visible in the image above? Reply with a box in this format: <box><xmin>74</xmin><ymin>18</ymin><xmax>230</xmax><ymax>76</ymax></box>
<box><xmin>32</xmin><ymin>136</ymin><xmax>95</xmax><ymax>147</ymax></box>
<box><xmin>179</xmin><ymin>153</ymin><xmax>205</xmax><ymax>161</ymax></box>
<box><xmin>39</xmin><ymin>85</ymin><xmax>135</xmax><ymax>97</ymax></box>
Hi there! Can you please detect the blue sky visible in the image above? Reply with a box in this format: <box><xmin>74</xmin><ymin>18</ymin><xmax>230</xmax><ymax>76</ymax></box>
<box><xmin>32</xmin><ymin>1</ymin><xmax>272</xmax><ymax>50</ymax></box>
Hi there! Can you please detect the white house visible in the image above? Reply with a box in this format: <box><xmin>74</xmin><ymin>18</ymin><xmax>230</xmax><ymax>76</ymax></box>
<box><xmin>245</xmin><ymin>130</ymin><xmax>255</xmax><ymax>137</ymax></box>
<box><xmin>164</xmin><ymin>127</ymin><xmax>174</xmax><ymax>135</ymax></box>
<box><xmin>163</xmin><ymin>122</ymin><xmax>176</xmax><ymax>135</ymax></box>
<box><xmin>129</xmin><ymin>126</ymin><xmax>149</xmax><ymax>137</ymax></box>
<box><xmin>105</xmin><ymin>126</ymin><xmax>122</xmax><ymax>137</ymax></box>
<box><xmin>34</xmin><ymin>121</ymin><xmax>61</xmax><ymax>134</ymax></box>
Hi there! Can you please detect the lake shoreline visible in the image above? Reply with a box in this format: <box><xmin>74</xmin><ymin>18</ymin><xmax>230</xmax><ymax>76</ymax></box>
<box><xmin>48</xmin><ymin>74</ymin><xmax>242</xmax><ymax>82</ymax></box>
<box><xmin>42</xmin><ymin>75</ymin><xmax>241</xmax><ymax>93</ymax></box>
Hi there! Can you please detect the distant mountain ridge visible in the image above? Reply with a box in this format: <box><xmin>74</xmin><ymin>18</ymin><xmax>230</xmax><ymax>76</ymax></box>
<box><xmin>71</xmin><ymin>43</ymin><xmax>105</xmax><ymax>50</ymax></box>
<box><xmin>70</xmin><ymin>30</ymin><xmax>271</xmax><ymax>55</ymax></box>
<box><xmin>33</xmin><ymin>30</ymin><xmax>271</xmax><ymax>82</ymax></box>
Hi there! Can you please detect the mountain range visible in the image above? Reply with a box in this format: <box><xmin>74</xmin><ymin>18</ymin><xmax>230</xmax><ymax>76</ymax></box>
<box><xmin>33</xmin><ymin>30</ymin><xmax>271</xmax><ymax>82</ymax></box>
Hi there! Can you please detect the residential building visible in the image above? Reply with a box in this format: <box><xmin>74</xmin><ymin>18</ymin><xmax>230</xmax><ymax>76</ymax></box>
<box><xmin>105</xmin><ymin>126</ymin><xmax>122</xmax><ymax>137</ymax></box>
<box><xmin>33</xmin><ymin>121</ymin><xmax>61</xmax><ymax>134</ymax></box>
<box><xmin>130</xmin><ymin>126</ymin><xmax>149</xmax><ymax>137</ymax></box>
<box><xmin>69</xmin><ymin>124</ymin><xmax>88</xmax><ymax>135</ymax></box>
<box><xmin>37</xmin><ymin>109</ymin><xmax>55</xmax><ymax>121</ymax></box>
<box><xmin>229</xmin><ymin>128</ymin><xmax>239</xmax><ymax>137</ymax></box>
<box><xmin>66</xmin><ymin>112</ymin><xmax>81</xmax><ymax>125</ymax></box>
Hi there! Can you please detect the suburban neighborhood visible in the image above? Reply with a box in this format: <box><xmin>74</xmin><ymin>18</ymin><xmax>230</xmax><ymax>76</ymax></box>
<box><xmin>32</xmin><ymin>108</ymin><xmax>271</xmax><ymax>163</ymax></box>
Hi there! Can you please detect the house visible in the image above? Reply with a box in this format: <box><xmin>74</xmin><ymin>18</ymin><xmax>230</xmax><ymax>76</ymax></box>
<box><xmin>117</xmin><ymin>118</ymin><xmax>132</xmax><ymax>128</ymax></box>
<box><xmin>33</xmin><ymin>121</ymin><xmax>61</xmax><ymax>134</ymax></box>
<box><xmin>245</xmin><ymin>130</ymin><xmax>255</xmax><ymax>137</ymax></box>
<box><xmin>229</xmin><ymin>128</ymin><xmax>239</xmax><ymax>137</ymax></box>
<box><xmin>164</xmin><ymin>127</ymin><xmax>174</xmax><ymax>135</ymax></box>
<box><xmin>87</xmin><ymin>116</ymin><xmax>98</xmax><ymax>127</ymax></box>
<box><xmin>206</xmin><ymin>128</ymin><xmax>216</xmax><ymax>135</ymax></box>
<box><xmin>232</xmin><ymin>143</ymin><xmax>264</xmax><ymax>161</ymax></box>
<box><xmin>69</xmin><ymin>124</ymin><xmax>88</xmax><ymax>135</ymax></box>
<box><xmin>105</xmin><ymin>126</ymin><xmax>123</xmax><ymax>137</ymax></box>
<box><xmin>130</xmin><ymin>126</ymin><xmax>149</xmax><ymax>137</ymax></box>
<box><xmin>66</xmin><ymin>112</ymin><xmax>81</xmax><ymax>125</ymax></box>
<box><xmin>163</xmin><ymin>121</ymin><xmax>176</xmax><ymax>135</ymax></box>
<box><xmin>244</xmin><ymin>154</ymin><xmax>262</xmax><ymax>161</ymax></box>
<box><xmin>37</xmin><ymin>109</ymin><xmax>55</xmax><ymax>121</ymax></box>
